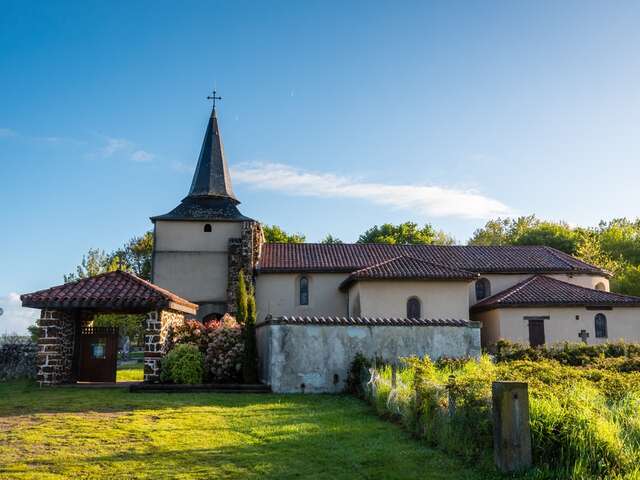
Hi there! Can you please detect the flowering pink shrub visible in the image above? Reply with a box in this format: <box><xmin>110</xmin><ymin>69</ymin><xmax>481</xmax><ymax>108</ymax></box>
<box><xmin>172</xmin><ymin>319</ymin><xmax>208</xmax><ymax>351</ymax></box>
<box><xmin>204</xmin><ymin>314</ymin><xmax>245</xmax><ymax>383</ymax></box>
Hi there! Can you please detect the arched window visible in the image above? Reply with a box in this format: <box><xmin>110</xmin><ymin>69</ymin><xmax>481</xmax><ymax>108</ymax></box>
<box><xmin>595</xmin><ymin>282</ymin><xmax>606</xmax><ymax>291</ymax></box>
<box><xmin>594</xmin><ymin>313</ymin><xmax>608</xmax><ymax>338</ymax></box>
<box><xmin>299</xmin><ymin>276</ymin><xmax>309</xmax><ymax>305</ymax></box>
<box><xmin>407</xmin><ymin>297</ymin><xmax>421</xmax><ymax>319</ymax></box>
<box><xmin>475</xmin><ymin>278</ymin><xmax>491</xmax><ymax>301</ymax></box>
<box><xmin>204</xmin><ymin>223</ymin><xmax>212</xmax><ymax>232</ymax></box>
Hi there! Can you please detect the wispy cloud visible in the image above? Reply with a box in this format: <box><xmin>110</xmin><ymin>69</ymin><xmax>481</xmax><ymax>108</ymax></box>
<box><xmin>90</xmin><ymin>136</ymin><xmax>155</xmax><ymax>163</ymax></box>
<box><xmin>231</xmin><ymin>162</ymin><xmax>513</xmax><ymax>219</ymax></box>
<box><xmin>99</xmin><ymin>137</ymin><xmax>133</xmax><ymax>158</ymax></box>
<box><xmin>131</xmin><ymin>150</ymin><xmax>155</xmax><ymax>162</ymax></box>
<box><xmin>0</xmin><ymin>292</ymin><xmax>39</xmax><ymax>335</ymax></box>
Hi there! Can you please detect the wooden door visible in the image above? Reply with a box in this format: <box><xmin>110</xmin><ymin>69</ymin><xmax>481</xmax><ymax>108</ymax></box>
<box><xmin>528</xmin><ymin>319</ymin><xmax>545</xmax><ymax>347</ymax></box>
<box><xmin>77</xmin><ymin>326</ymin><xmax>118</xmax><ymax>382</ymax></box>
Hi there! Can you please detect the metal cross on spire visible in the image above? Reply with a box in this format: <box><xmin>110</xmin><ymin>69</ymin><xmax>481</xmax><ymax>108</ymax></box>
<box><xmin>207</xmin><ymin>89</ymin><xmax>222</xmax><ymax>111</ymax></box>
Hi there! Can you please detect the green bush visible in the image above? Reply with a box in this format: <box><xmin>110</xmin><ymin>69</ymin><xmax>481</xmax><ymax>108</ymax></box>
<box><xmin>494</xmin><ymin>339</ymin><xmax>640</xmax><ymax>367</ymax></box>
<box><xmin>355</xmin><ymin>354</ymin><xmax>640</xmax><ymax>479</ymax></box>
<box><xmin>160</xmin><ymin>344</ymin><xmax>204</xmax><ymax>385</ymax></box>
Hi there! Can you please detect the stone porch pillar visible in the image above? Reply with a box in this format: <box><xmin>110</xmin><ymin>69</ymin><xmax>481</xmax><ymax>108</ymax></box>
<box><xmin>36</xmin><ymin>309</ymin><xmax>76</xmax><ymax>386</ymax></box>
<box><xmin>143</xmin><ymin>309</ymin><xmax>187</xmax><ymax>383</ymax></box>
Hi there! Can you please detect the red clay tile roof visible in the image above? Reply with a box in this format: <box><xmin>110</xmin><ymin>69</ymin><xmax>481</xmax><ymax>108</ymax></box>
<box><xmin>471</xmin><ymin>275</ymin><xmax>640</xmax><ymax>312</ymax></box>
<box><xmin>258</xmin><ymin>244</ymin><xmax>607</xmax><ymax>276</ymax></box>
<box><xmin>339</xmin><ymin>255</ymin><xmax>478</xmax><ymax>290</ymax></box>
<box><xmin>21</xmin><ymin>270</ymin><xmax>198</xmax><ymax>313</ymax></box>
<box><xmin>261</xmin><ymin>315</ymin><xmax>472</xmax><ymax>327</ymax></box>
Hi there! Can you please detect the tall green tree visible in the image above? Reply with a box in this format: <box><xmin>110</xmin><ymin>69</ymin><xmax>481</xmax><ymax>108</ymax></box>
<box><xmin>357</xmin><ymin>222</ymin><xmax>456</xmax><ymax>245</ymax></box>
<box><xmin>236</xmin><ymin>270</ymin><xmax>248</xmax><ymax>324</ymax></box>
<box><xmin>320</xmin><ymin>234</ymin><xmax>343</xmax><ymax>244</ymax></box>
<box><xmin>262</xmin><ymin>224</ymin><xmax>306</xmax><ymax>243</ymax></box>
<box><xmin>64</xmin><ymin>231</ymin><xmax>154</xmax><ymax>282</ymax></box>
<box><xmin>597</xmin><ymin>218</ymin><xmax>640</xmax><ymax>265</ymax></box>
<box><xmin>242</xmin><ymin>281</ymin><xmax>258</xmax><ymax>384</ymax></box>
<box><xmin>469</xmin><ymin>216</ymin><xmax>578</xmax><ymax>254</ymax></box>
<box><xmin>64</xmin><ymin>249</ymin><xmax>117</xmax><ymax>283</ymax></box>
<box><xmin>113</xmin><ymin>231</ymin><xmax>154</xmax><ymax>280</ymax></box>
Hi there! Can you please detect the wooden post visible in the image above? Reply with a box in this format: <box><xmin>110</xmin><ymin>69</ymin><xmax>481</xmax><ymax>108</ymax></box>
<box><xmin>447</xmin><ymin>375</ymin><xmax>456</xmax><ymax>418</ymax></box>
<box><xmin>391</xmin><ymin>363</ymin><xmax>397</xmax><ymax>389</ymax></box>
<box><xmin>492</xmin><ymin>381</ymin><xmax>532</xmax><ymax>473</ymax></box>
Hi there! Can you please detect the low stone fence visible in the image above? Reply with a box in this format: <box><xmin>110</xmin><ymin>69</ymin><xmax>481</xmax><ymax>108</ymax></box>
<box><xmin>257</xmin><ymin>316</ymin><xmax>481</xmax><ymax>393</ymax></box>
<box><xmin>0</xmin><ymin>342</ymin><xmax>38</xmax><ymax>381</ymax></box>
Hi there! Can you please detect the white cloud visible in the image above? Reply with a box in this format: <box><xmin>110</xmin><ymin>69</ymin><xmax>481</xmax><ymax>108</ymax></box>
<box><xmin>131</xmin><ymin>150</ymin><xmax>155</xmax><ymax>162</ymax></box>
<box><xmin>0</xmin><ymin>292</ymin><xmax>39</xmax><ymax>335</ymax></box>
<box><xmin>231</xmin><ymin>162</ymin><xmax>513</xmax><ymax>220</ymax></box>
<box><xmin>100</xmin><ymin>137</ymin><xmax>133</xmax><ymax>158</ymax></box>
<box><xmin>89</xmin><ymin>136</ymin><xmax>155</xmax><ymax>163</ymax></box>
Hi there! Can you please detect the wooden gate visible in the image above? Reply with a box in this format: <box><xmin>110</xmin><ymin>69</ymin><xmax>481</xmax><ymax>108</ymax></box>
<box><xmin>77</xmin><ymin>326</ymin><xmax>118</xmax><ymax>382</ymax></box>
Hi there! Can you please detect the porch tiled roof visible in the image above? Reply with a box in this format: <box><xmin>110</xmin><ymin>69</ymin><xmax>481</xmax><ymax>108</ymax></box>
<box><xmin>20</xmin><ymin>270</ymin><xmax>198</xmax><ymax>313</ymax></box>
<box><xmin>339</xmin><ymin>255</ymin><xmax>478</xmax><ymax>290</ymax></box>
<box><xmin>259</xmin><ymin>244</ymin><xmax>606</xmax><ymax>276</ymax></box>
<box><xmin>471</xmin><ymin>275</ymin><xmax>640</xmax><ymax>312</ymax></box>
<box><xmin>261</xmin><ymin>315</ymin><xmax>472</xmax><ymax>327</ymax></box>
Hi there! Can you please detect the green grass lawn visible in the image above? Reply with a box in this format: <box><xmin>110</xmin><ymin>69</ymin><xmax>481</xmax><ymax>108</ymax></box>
<box><xmin>0</xmin><ymin>381</ymin><xmax>497</xmax><ymax>480</ymax></box>
<box><xmin>116</xmin><ymin>362</ymin><xmax>144</xmax><ymax>382</ymax></box>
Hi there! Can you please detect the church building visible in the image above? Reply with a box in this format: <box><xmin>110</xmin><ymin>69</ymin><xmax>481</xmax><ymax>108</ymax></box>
<box><xmin>22</xmin><ymin>99</ymin><xmax>640</xmax><ymax>391</ymax></box>
<box><xmin>148</xmin><ymin>101</ymin><xmax>640</xmax><ymax>391</ymax></box>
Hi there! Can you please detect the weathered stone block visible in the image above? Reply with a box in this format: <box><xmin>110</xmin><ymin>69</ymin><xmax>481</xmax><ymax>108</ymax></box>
<box><xmin>492</xmin><ymin>382</ymin><xmax>532</xmax><ymax>473</ymax></box>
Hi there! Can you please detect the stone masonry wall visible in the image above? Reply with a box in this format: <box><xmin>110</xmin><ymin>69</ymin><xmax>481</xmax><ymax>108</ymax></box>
<box><xmin>143</xmin><ymin>309</ymin><xmax>186</xmax><ymax>382</ymax></box>
<box><xmin>226</xmin><ymin>221</ymin><xmax>263</xmax><ymax>313</ymax></box>
<box><xmin>36</xmin><ymin>309</ymin><xmax>75</xmax><ymax>386</ymax></box>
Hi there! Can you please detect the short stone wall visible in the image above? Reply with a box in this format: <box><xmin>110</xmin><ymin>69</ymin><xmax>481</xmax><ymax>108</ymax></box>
<box><xmin>257</xmin><ymin>317</ymin><xmax>481</xmax><ymax>393</ymax></box>
<box><xmin>0</xmin><ymin>342</ymin><xmax>38</xmax><ymax>381</ymax></box>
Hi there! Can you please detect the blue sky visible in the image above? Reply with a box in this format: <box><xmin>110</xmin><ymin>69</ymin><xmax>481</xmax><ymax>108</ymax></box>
<box><xmin>2</xmin><ymin>1</ymin><xmax>640</xmax><ymax>333</ymax></box>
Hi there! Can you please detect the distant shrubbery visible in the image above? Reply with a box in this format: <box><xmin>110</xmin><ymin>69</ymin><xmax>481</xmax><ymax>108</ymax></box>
<box><xmin>351</xmin><ymin>350</ymin><xmax>640</xmax><ymax>479</ymax></box>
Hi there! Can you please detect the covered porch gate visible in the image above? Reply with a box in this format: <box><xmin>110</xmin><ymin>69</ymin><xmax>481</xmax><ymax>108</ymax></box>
<box><xmin>20</xmin><ymin>270</ymin><xmax>198</xmax><ymax>385</ymax></box>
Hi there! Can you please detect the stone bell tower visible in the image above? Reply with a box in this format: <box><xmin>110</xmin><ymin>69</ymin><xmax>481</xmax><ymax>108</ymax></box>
<box><xmin>150</xmin><ymin>93</ymin><xmax>262</xmax><ymax>321</ymax></box>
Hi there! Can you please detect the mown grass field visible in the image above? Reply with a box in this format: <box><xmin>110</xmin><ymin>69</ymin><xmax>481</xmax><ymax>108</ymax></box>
<box><xmin>0</xmin><ymin>381</ymin><xmax>496</xmax><ymax>480</ymax></box>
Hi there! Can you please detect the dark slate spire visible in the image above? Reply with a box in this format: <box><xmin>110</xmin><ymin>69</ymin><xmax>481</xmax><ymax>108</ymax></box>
<box><xmin>186</xmin><ymin>104</ymin><xmax>238</xmax><ymax>203</ymax></box>
<box><xmin>151</xmin><ymin>97</ymin><xmax>252</xmax><ymax>223</ymax></box>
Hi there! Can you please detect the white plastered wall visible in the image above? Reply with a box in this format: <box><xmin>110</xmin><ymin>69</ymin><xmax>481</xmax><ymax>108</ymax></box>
<box><xmin>153</xmin><ymin>220</ymin><xmax>242</xmax><ymax>303</ymax></box>
<box><xmin>353</xmin><ymin>280</ymin><xmax>471</xmax><ymax>320</ymax></box>
<box><xmin>255</xmin><ymin>273</ymin><xmax>349</xmax><ymax>321</ymax></box>
<box><xmin>476</xmin><ymin>306</ymin><xmax>640</xmax><ymax>346</ymax></box>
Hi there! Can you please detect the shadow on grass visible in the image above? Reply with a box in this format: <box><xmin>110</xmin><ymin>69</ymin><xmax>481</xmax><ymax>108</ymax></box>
<box><xmin>19</xmin><ymin>423</ymin><xmax>490</xmax><ymax>480</ymax></box>
<box><xmin>0</xmin><ymin>380</ymin><xmax>368</xmax><ymax>416</ymax></box>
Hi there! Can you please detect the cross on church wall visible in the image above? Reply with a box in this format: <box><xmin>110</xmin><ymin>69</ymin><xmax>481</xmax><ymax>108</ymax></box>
<box><xmin>578</xmin><ymin>329</ymin><xmax>590</xmax><ymax>344</ymax></box>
